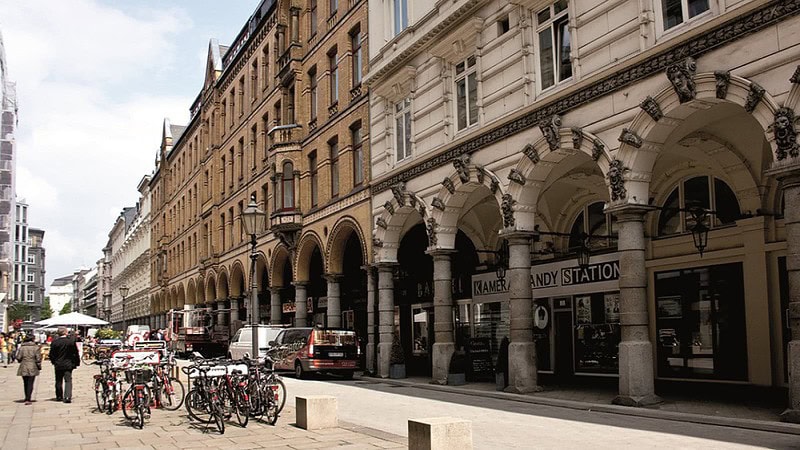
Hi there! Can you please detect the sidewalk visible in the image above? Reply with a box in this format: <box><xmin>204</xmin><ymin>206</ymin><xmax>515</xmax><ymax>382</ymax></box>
<box><xmin>362</xmin><ymin>375</ymin><xmax>800</xmax><ymax>436</ymax></box>
<box><xmin>0</xmin><ymin>362</ymin><xmax>407</xmax><ymax>450</ymax></box>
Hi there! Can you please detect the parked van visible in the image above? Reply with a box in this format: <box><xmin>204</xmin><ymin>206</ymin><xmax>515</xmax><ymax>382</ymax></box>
<box><xmin>228</xmin><ymin>325</ymin><xmax>287</xmax><ymax>360</ymax></box>
<box><xmin>125</xmin><ymin>325</ymin><xmax>151</xmax><ymax>347</ymax></box>
<box><xmin>269</xmin><ymin>328</ymin><xmax>360</xmax><ymax>379</ymax></box>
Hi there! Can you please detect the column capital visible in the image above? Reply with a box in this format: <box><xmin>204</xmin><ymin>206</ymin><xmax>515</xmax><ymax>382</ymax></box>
<box><xmin>498</xmin><ymin>230</ymin><xmax>534</xmax><ymax>244</ymax></box>
<box><xmin>766</xmin><ymin>159</ymin><xmax>800</xmax><ymax>187</ymax></box>
<box><xmin>323</xmin><ymin>273</ymin><xmax>343</xmax><ymax>282</ymax></box>
<box><xmin>292</xmin><ymin>281</ymin><xmax>309</xmax><ymax>288</ymax></box>
<box><xmin>425</xmin><ymin>248</ymin><xmax>457</xmax><ymax>258</ymax></box>
<box><xmin>376</xmin><ymin>261</ymin><xmax>398</xmax><ymax>272</ymax></box>
<box><xmin>604</xmin><ymin>203</ymin><xmax>651</xmax><ymax>222</ymax></box>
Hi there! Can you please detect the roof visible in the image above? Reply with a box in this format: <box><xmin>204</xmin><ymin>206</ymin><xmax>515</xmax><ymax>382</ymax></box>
<box><xmin>170</xmin><ymin>124</ymin><xmax>187</xmax><ymax>142</ymax></box>
<box><xmin>50</xmin><ymin>275</ymin><xmax>74</xmax><ymax>286</ymax></box>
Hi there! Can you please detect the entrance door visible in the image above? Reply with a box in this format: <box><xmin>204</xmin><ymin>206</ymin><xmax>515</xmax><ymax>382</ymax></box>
<box><xmin>554</xmin><ymin>311</ymin><xmax>574</xmax><ymax>377</ymax></box>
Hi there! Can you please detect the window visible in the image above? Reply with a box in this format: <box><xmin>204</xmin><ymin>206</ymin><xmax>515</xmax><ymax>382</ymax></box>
<box><xmin>27</xmin><ymin>253</ymin><xmax>34</xmax><ymax>264</ymax></box>
<box><xmin>26</xmin><ymin>289</ymin><xmax>34</xmax><ymax>303</ymax></box>
<box><xmin>309</xmin><ymin>67</ymin><xmax>318</xmax><ymax>119</ymax></box>
<box><xmin>251</xmin><ymin>59</ymin><xmax>259</xmax><ymax>101</ymax></box>
<box><xmin>329</xmin><ymin>138</ymin><xmax>339</xmax><ymax>197</ymax></box>
<box><xmin>310</xmin><ymin>0</ymin><xmax>318</xmax><ymax>36</ymax></box>
<box><xmin>329</xmin><ymin>50</ymin><xmax>339</xmax><ymax>104</ymax></box>
<box><xmin>394</xmin><ymin>98</ymin><xmax>412</xmax><ymax>162</ymax></box>
<box><xmin>251</xmin><ymin>125</ymin><xmax>258</xmax><ymax>170</ymax></box>
<box><xmin>351</xmin><ymin>123</ymin><xmax>363</xmax><ymax>186</ymax></box>
<box><xmin>393</xmin><ymin>0</ymin><xmax>408</xmax><ymax>36</ymax></box>
<box><xmin>536</xmin><ymin>0</ymin><xmax>572</xmax><ymax>90</ymax></box>
<box><xmin>309</xmin><ymin>152</ymin><xmax>319</xmax><ymax>207</ymax></box>
<box><xmin>455</xmin><ymin>56</ymin><xmax>478</xmax><ymax>131</ymax></box>
<box><xmin>661</xmin><ymin>0</ymin><xmax>710</xmax><ymax>30</ymax></box>
<box><xmin>281</xmin><ymin>162</ymin><xmax>294</xmax><ymax>210</ymax></box>
<box><xmin>262</xmin><ymin>46</ymin><xmax>270</xmax><ymax>90</ymax></box>
<box><xmin>351</xmin><ymin>27</ymin><xmax>362</xmax><ymax>86</ymax></box>
<box><xmin>329</xmin><ymin>0</ymin><xmax>337</xmax><ymax>16</ymax></box>
<box><xmin>568</xmin><ymin>202</ymin><xmax>617</xmax><ymax>251</ymax></box>
<box><xmin>25</xmin><ymin>271</ymin><xmax>33</xmax><ymax>282</ymax></box>
<box><xmin>498</xmin><ymin>16</ymin><xmax>510</xmax><ymax>35</ymax></box>
<box><xmin>238</xmin><ymin>77</ymin><xmax>245</xmax><ymax>115</ymax></box>
<box><xmin>657</xmin><ymin>176</ymin><xmax>741</xmax><ymax>236</ymax></box>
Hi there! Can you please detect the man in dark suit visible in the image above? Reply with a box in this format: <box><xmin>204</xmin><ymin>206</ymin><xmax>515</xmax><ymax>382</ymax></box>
<box><xmin>49</xmin><ymin>327</ymin><xmax>80</xmax><ymax>403</ymax></box>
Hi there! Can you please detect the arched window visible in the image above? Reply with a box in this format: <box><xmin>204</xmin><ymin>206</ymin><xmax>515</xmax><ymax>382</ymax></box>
<box><xmin>569</xmin><ymin>202</ymin><xmax>616</xmax><ymax>250</ymax></box>
<box><xmin>281</xmin><ymin>162</ymin><xmax>294</xmax><ymax>210</ymax></box>
<box><xmin>657</xmin><ymin>176</ymin><xmax>740</xmax><ymax>236</ymax></box>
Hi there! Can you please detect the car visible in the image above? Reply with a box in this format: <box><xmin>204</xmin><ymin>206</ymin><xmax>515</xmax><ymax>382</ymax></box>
<box><xmin>228</xmin><ymin>325</ymin><xmax>287</xmax><ymax>360</ymax></box>
<box><xmin>269</xmin><ymin>327</ymin><xmax>360</xmax><ymax>379</ymax></box>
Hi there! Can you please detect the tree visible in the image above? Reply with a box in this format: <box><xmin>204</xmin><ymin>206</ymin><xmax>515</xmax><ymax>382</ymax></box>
<box><xmin>40</xmin><ymin>296</ymin><xmax>54</xmax><ymax>320</ymax></box>
<box><xmin>7</xmin><ymin>303</ymin><xmax>31</xmax><ymax>322</ymax></box>
<box><xmin>59</xmin><ymin>302</ymin><xmax>71</xmax><ymax>315</ymax></box>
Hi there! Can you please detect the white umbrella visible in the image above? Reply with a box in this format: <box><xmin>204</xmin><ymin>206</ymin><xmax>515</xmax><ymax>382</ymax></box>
<box><xmin>35</xmin><ymin>312</ymin><xmax>109</xmax><ymax>327</ymax></box>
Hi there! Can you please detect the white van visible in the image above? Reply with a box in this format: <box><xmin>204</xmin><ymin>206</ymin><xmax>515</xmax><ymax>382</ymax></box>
<box><xmin>126</xmin><ymin>324</ymin><xmax>151</xmax><ymax>347</ymax></box>
<box><xmin>228</xmin><ymin>325</ymin><xmax>286</xmax><ymax>360</ymax></box>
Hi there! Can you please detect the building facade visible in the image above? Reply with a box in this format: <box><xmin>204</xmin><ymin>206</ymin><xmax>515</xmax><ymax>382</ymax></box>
<box><xmin>48</xmin><ymin>275</ymin><xmax>73</xmax><ymax>317</ymax></box>
<box><xmin>71</xmin><ymin>268</ymin><xmax>89</xmax><ymax>314</ymax></box>
<box><xmin>11</xmin><ymin>201</ymin><xmax>42</xmax><ymax>318</ymax></box>
<box><xmin>108</xmin><ymin>176</ymin><xmax>152</xmax><ymax>330</ymax></box>
<box><xmin>148</xmin><ymin>0</ymin><xmax>371</xmax><ymax>344</ymax></box>
<box><xmin>0</xmin><ymin>30</ymin><xmax>16</xmax><ymax>329</ymax></box>
<box><xmin>81</xmin><ymin>267</ymin><xmax>98</xmax><ymax>317</ymax></box>
<box><xmin>28</xmin><ymin>228</ymin><xmax>45</xmax><ymax>319</ymax></box>
<box><xmin>366</xmin><ymin>0</ymin><xmax>800</xmax><ymax>420</ymax></box>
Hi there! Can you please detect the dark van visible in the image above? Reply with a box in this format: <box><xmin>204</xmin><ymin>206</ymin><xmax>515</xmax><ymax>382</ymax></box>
<box><xmin>269</xmin><ymin>328</ymin><xmax>360</xmax><ymax>379</ymax></box>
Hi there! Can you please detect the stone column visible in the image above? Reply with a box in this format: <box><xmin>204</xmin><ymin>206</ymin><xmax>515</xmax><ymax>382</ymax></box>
<box><xmin>377</xmin><ymin>263</ymin><xmax>396</xmax><ymax>378</ymax></box>
<box><xmin>230</xmin><ymin>298</ymin><xmax>240</xmax><ymax>322</ymax></box>
<box><xmin>294</xmin><ymin>282</ymin><xmax>308</xmax><ymax>327</ymax></box>
<box><xmin>767</xmin><ymin>162</ymin><xmax>800</xmax><ymax>422</ymax></box>
<box><xmin>217</xmin><ymin>300</ymin><xmax>228</xmax><ymax>327</ymax></box>
<box><xmin>503</xmin><ymin>232</ymin><xmax>540</xmax><ymax>393</ymax></box>
<box><xmin>270</xmin><ymin>289</ymin><xmax>282</xmax><ymax>325</ymax></box>
<box><xmin>364</xmin><ymin>265</ymin><xmax>376</xmax><ymax>375</ymax></box>
<box><xmin>325</xmin><ymin>274</ymin><xmax>342</xmax><ymax>328</ymax></box>
<box><xmin>427</xmin><ymin>249</ymin><xmax>457</xmax><ymax>384</ymax></box>
<box><xmin>607</xmin><ymin>204</ymin><xmax>660</xmax><ymax>407</ymax></box>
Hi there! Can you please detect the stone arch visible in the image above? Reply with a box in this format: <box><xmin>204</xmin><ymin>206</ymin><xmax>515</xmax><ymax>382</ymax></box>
<box><xmin>430</xmin><ymin>158</ymin><xmax>509</xmax><ymax>250</ymax></box>
<box><xmin>508</xmin><ymin>127</ymin><xmax>613</xmax><ymax>231</ymax></box>
<box><xmin>270</xmin><ymin>245</ymin><xmax>292</xmax><ymax>288</ymax></box>
<box><xmin>196</xmin><ymin>276</ymin><xmax>206</xmax><ymax>304</ymax></box>
<box><xmin>229</xmin><ymin>261</ymin><xmax>247</xmax><ymax>298</ymax></box>
<box><xmin>326</xmin><ymin>216</ymin><xmax>368</xmax><ymax>275</ymax></box>
<box><xmin>205</xmin><ymin>271</ymin><xmax>217</xmax><ymax>305</ymax></box>
<box><xmin>295</xmin><ymin>231</ymin><xmax>326</xmax><ymax>281</ymax></box>
<box><xmin>216</xmin><ymin>268</ymin><xmax>229</xmax><ymax>301</ymax></box>
<box><xmin>373</xmin><ymin>184</ymin><xmax>430</xmax><ymax>263</ymax></box>
<box><xmin>784</xmin><ymin>68</ymin><xmax>800</xmax><ymax>112</ymax></box>
<box><xmin>176</xmin><ymin>283</ymin><xmax>186</xmax><ymax>309</ymax></box>
<box><xmin>255</xmin><ymin>252</ymin><xmax>270</xmax><ymax>292</ymax></box>
<box><xmin>550</xmin><ymin>189</ymin><xmax>607</xmax><ymax>235</ymax></box>
<box><xmin>169</xmin><ymin>286</ymin><xmax>177</xmax><ymax>310</ymax></box>
<box><xmin>617</xmin><ymin>72</ymin><xmax>781</xmax><ymax>204</ymax></box>
<box><xmin>186</xmin><ymin>278</ymin><xmax>197</xmax><ymax>305</ymax></box>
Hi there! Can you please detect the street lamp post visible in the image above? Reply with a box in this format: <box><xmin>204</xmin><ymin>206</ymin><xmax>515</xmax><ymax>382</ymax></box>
<box><xmin>119</xmin><ymin>285</ymin><xmax>129</xmax><ymax>332</ymax></box>
<box><xmin>241</xmin><ymin>195</ymin><xmax>266</xmax><ymax>360</ymax></box>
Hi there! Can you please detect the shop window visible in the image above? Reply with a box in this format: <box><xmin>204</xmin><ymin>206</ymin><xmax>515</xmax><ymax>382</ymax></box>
<box><xmin>394</xmin><ymin>98</ymin><xmax>412</xmax><ymax>162</ymax></box>
<box><xmin>657</xmin><ymin>176</ymin><xmax>741</xmax><ymax>236</ymax></box>
<box><xmin>574</xmin><ymin>292</ymin><xmax>620</xmax><ymax>374</ymax></box>
<box><xmin>568</xmin><ymin>202</ymin><xmax>616</xmax><ymax>250</ymax></box>
<box><xmin>655</xmin><ymin>263</ymin><xmax>747</xmax><ymax>380</ymax></box>
<box><xmin>455</xmin><ymin>56</ymin><xmax>478</xmax><ymax>131</ymax></box>
<box><xmin>411</xmin><ymin>306</ymin><xmax>429</xmax><ymax>356</ymax></box>
<box><xmin>281</xmin><ymin>162</ymin><xmax>294</xmax><ymax>210</ymax></box>
<box><xmin>661</xmin><ymin>0</ymin><xmax>710</xmax><ymax>31</ymax></box>
<box><xmin>473</xmin><ymin>301</ymin><xmax>510</xmax><ymax>365</ymax></box>
<box><xmin>536</xmin><ymin>0</ymin><xmax>571</xmax><ymax>90</ymax></box>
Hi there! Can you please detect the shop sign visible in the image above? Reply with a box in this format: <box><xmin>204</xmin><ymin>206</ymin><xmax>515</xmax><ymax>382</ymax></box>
<box><xmin>531</xmin><ymin>253</ymin><xmax>620</xmax><ymax>297</ymax></box>
<box><xmin>472</xmin><ymin>272</ymin><xmax>510</xmax><ymax>303</ymax></box>
<box><xmin>281</xmin><ymin>301</ymin><xmax>313</xmax><ymax>314</ymax></box>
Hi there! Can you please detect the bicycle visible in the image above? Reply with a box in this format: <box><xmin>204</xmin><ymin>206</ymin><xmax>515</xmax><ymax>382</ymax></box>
<box><xmin>121</xmin><ymin>366</ymin><xmax>153</xmax><ymax>429</ymax></box>
<box><xmin>151</xmin><ymin>354</ymin><xmax>185</xmax><ymax>411</ymax></box>
<box><xmin>216</xmin><ymin>360</ymin><xmax>250</xmax><ymax>427</ymax></box>
<box><xmin>93</xmin><ymin>358</ymin><xmax>126</xmax><ymax>415</ymax></box>
<box><xmin>183</xmin><ymin>362</ymin><xmax>226</xmax><ymax>434</ymax></box>
<box><xmin>244</xmin><ymin>355</ymin><xmax>284</xmax><ymax>425</ymax></box>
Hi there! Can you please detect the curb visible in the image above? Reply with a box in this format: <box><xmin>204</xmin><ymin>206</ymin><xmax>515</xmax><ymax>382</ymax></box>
<box><xmin>356</xmin><ymin>376</ymin><xmax>800</xmax><ymax>436</ymax></box>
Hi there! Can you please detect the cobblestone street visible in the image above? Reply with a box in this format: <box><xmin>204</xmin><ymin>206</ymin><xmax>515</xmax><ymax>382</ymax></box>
<box><xmin>0</xmin><ymin>363</ymin><xmax>405</xmax><ymax>450</ymax></box>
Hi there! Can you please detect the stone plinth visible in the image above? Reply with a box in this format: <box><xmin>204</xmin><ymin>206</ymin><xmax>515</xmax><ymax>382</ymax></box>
<box><xmin>296</xmin><ymin>395</ymin><xmax>337</xmax><ymax>430</ymax></box>
<box><xmin>408</xmin><ymin>417</ymin><xmax>472</xmax><ymax>450</ymax></box>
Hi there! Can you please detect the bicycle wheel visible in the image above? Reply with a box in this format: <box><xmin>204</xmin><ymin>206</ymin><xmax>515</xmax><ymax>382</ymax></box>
<box><xmin>234</xmin><ymin>388</ymin><xmax>249</xmax><ymax>427</ymax></box>
<box><xmin>160</xmin><ymin>377</ymin><xmax>185</xmax><ymax>411</ymax></box>
<box><xmin>248</xmin><ymin>381</ymin><xmax>264</xmax><ymax>419</ymax></box>
<box><xmin>271</xmin><ymin>378</ymin><xmax>287</xmax><ymax>413</ymax></box>
<box><xmin>94</xmin><ymin>379</ymin><xmax>105</xmax><ymax>412</ymax></box>
<box><xmin>121</xmin><ymin>388</ymin><xmax>136</xmax><ymax>422</ymax></box>
<box><xmin>186</xmin><ymin>389</ymin><xmax>211</xmax><ymax>423</ymax></box>
<box><xmin>264</xmin><ymin>398</ymin><xmax>279</xmax><ymax>426</ymax></box>
<box><xmin>136</xmin><ymin>402</ymin><xmax>145</xmax><ymax>429</ymax></box>
<box><xmin>211</xmin><ymin>403</ymin><xmax>225</xmax><ymax>434</ymax></box>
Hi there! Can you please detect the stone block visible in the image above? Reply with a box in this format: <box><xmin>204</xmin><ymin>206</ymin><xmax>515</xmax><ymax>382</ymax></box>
<box><xmin>408</xmin><ymin>417</ymin><xmax>472</xmax><ymax>450</ymax></box>
<box><xmin>296</xmin><ymin>396</ymin><xmax>337</xmax><ymax>430</ymax></box>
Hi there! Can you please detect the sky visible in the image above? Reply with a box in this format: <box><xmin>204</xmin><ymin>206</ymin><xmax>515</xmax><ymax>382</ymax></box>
<box><xmin>0</xmin><ymin>0</ymin><xmax>261</xmax><ymax>291</ymax></box>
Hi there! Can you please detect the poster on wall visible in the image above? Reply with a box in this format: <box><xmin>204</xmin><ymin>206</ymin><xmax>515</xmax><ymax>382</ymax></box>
<box><xmin>657</xmin><ymin>296</ymin><xmax>683</xmax><ymax>319</ymax></box>
<box><xmin>604</xmin><ymin>293</ymin><xmax>620</xmax><ymax>323</ymax></box>
<box><xmin>576</xmin><ymin>296</ymin><xmax>592</xmax><ymax>324</ymax></box>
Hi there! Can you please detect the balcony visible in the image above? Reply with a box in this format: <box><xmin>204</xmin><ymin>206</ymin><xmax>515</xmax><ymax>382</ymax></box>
<box><xmin>270</xmin><ymin>209</ymin><xmax>303</xmax><ymax>233</ymax></box>
<box><xmin>268</xmin><ymin>124</ymin><xmax>302</xmax><ymax>152</ymax></box>
<box><xmin>276</xmin><ymin>43</ymin><xmax>302</xmax><ymax>83</ymax></box>
<box><xmin>350</xmin><ymin>84</ymin><xmax>362</xmax><ymax>101</ymax></box>
<box><xmin>327</xmin><ymin>12</ymin><xmax>338</xmax><ymax>32</ymax></box>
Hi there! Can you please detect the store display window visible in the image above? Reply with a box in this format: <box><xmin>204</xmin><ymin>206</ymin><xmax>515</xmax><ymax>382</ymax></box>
<box><xmin>473</xmin><ymin>301</ymin><xmax>510</xmax><ymax>364</ymax></box>
<box><xmin>573</xmin><ymin>292</ymin><xmax>620</xmax><ymax>373</ymax></box>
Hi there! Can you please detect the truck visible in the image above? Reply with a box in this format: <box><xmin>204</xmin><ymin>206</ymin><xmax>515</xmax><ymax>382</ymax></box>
<box><xmin>166</xmin><ymin>308</ymin><xmax>228</xmax><ymax>358</ymax></box>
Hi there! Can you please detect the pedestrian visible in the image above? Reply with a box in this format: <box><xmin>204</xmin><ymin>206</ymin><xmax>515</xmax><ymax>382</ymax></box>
<box><xmin>16</xmin><ymin>334</ymin><xmax>41</xmax><ymax>405</ymax></box>
<box><xmin>49</xmin><ymin>327</ymin><xmax>80</xmax><ymax>403</ymax></box>
<box><xmin>0</xmin><ymin>333</ymin><xmax>7</xmax><ymax>368</ymax></box>
<box><xmin>6</xmin><ymin>333</ymin><xmax>16</xmax><ymax>364</ymax></box>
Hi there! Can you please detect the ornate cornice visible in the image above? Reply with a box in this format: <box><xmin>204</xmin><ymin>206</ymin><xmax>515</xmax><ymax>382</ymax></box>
<box><xmin>370</xmin><ymin>0</ymin><xmax>800</xmax><ymax>195</ymax></box>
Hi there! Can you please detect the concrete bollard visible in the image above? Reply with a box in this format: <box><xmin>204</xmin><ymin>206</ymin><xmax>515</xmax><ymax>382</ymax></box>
<box><xmin>408</xmin><ymin>417</ymin><xmax>472</xmax><ymax>450</ymax></box>
<box><xmin>296</xmin><ymin>395</ymin><xmax>338</xmax><ymax>430</ymax></box>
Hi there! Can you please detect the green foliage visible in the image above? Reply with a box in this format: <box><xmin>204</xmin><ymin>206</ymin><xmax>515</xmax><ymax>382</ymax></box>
<box><xmin>7</xmin><ymin>303</ymin><xmax>31</xmax><ymax>322</ymax></box>
<box><xmin>59</xmin><ymin>302</ymin><xmax>72</xmax><ymax>315</ymax></box>
<box><xmin>40</xmin><ymin>297</ymin><xmax>54</xmax><ymax>320</ymax></box>
<box><xmin>95</xmin><ymin>328</ymin><xmax>122</xmax><ymax>340</ymax></box>
<box><xmin>390</xmin><ymin>332</ymin><xmax>405</xmax><ymax>365</ymax></box>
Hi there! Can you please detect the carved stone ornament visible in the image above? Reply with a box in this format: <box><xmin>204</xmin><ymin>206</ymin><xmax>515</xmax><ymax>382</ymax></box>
<box><xmin>744</xmin><ymin>82</ymin><xmax>766</xmax><ymax>113</ymax></box>
<box><xmin>538</xmin><ymin>115</ymin><xmax>562</xmax><ymax>151</ymax></box>
<box><xmin>418</xmin><ymin>204</ymin><xmax>427</xmax><ymax>218</ymax></box>
<box><xmin>791</xmin><ymin>66</ymin><xmax>800</xmax><ymax>84</ymax></box>
<box><xmin>774</xmin><ymin>107</ymin><xmax>799</xmax><ymax>161</ymax></box>
<box><xmin>714</xmin><ymin>70</ymin><xmax>731</xmax><ymax>99</ymax></box>
<box><xmin>666</xmin><ymin>57</ymin><xmax>697</xmax><ymax>103</ymax></box>
<box><xmin>452</xmin><ymin>153</ymin><xmax>471</xmax><ymax>183</ymax></box>
<box><xmin>408</xmin><ymin>195</ymin><xmax>417</xmax><ymax>209</ymax></box>
<box><xmin>376</xmin><ymin>217</ymin><xmax>388</xmax><ymax>229</ymax></box>
<box><xmin>372</xmin><ymin>237</ymin><xmax>384</xmax><ymax>248</ymax></box>
<box><xmin>571</xmin><ymin>127</ymin><xmax>584</xmax><ymax>149</ymax></box>
<box><xmin>384</xmin><ymin>201</ymin><xmax>395</xmax><ymax>216</ymax></box>
<box><xmin>425</xmin><ymin>217</ymin><xmax>438</xmax><ymax>247</ymax></box>
<box><xmin>607</xmin><ymin>159</ymin><xmax>629</xmax><ymax>201</ymax></box>
<box><xmin>391</xmin><ymin>182</ymin><xmax>406</xmax><ymax>206</ymax></box>
<box><xmin>475</xmin><ymin>165</ymin><xmax>485</xmax><ymax>184</ymax></box>
<box><xmin>619</xmin><ymin>128</ymin><xmax>643</xmax><ymax>148</ymax></box>
<box><xmin>442</xmin><ymin>177</ymin><xmax>455</xmax><ymax>195</ymax></box>
<box><xmin>501</xmin><ymin>194</ymin><xmax>516</xmax><ymax>228</ymax></box>
<box><xmin>508</xmin><ymin>169</ymin><xmax>526</xmax><ymax>186</ymax></box>
<box><xmin>522</xmin><ymin>143</ymin><xmax>540</xmax><ymax>164</ymax></box>
<box><xmin>591</xmin><ymin>139</ymin><xmax>605</xmax><ymax>162</ymax></box>
<box><xmin>432</xmin><ymin>197</ymin><xmax>446</xmax><ymax>211</ymax></box>
<box><xmin>489</xmin><ymin>177</ymin><xmax>499</xmax><ymax>194</ymax></box>
<box><xmin>640</xmin><ymin>96</ymin><xmax>663</xmax><ymax>122</ymax></box>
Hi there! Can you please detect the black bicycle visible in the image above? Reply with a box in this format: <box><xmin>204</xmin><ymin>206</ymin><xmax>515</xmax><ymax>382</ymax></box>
<box><xmin>183</xmin><ymin>362</ymin><xmax>226</xmax><ymax>434</ymax></box>
<box><xmin>121</xmin><ymin>366</ymin><xmax>153</xmax><ymax>429</ymax></box>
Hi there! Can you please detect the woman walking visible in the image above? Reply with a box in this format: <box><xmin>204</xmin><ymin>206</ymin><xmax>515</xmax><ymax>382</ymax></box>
<box><xmin>16</xmin><ymin>335</ymin><xmax>41</xmax><ymax>405</ymax></box>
